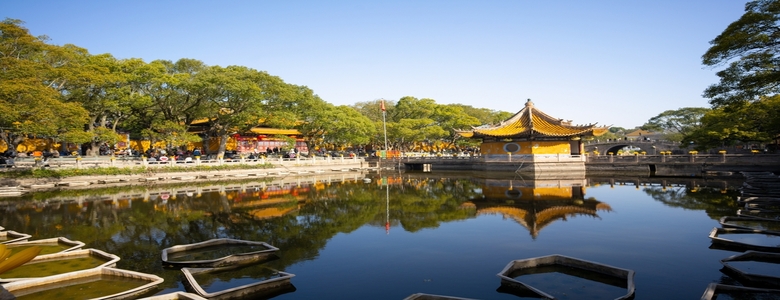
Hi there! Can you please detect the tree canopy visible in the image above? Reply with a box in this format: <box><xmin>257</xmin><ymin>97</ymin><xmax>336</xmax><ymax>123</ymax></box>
<box><xmin>0</xmin><ymin>18</ymin><xmax>522</xmax><ymax>155</ymax></box>
<box><xmin>694</xmin><ymin>0</ymin><xmax>780</xmax><ymax>150</ymax></box>
<box><xmin>0</xmin><ymin>19</ymin><xmax>89</xmax><ymax>150</ymax></box>
<box><xmin>703</xmin><ymin>0</ymin><xmax>780</xmax><ymax>107</ymax></box>
<box><xmin>682</xmin><ymin>95</ymin><xmax>780</xmax><ymax>150</ymax></box>
<box><xmin>642</xmin><ymin>107</ymin><xmax>709</xmax><ymax>142</ymax></box>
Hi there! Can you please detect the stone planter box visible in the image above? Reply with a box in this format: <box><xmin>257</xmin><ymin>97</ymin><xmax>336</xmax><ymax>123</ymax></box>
<box><xmin>0</xmin><ymin>230</ymin><xmax>31</xmax><ymax>244</ymax></box>
<box><xmin>496</xmin><ymin>254</ymin><xmax>635</xmax><ymax>300</ymax></box>
<box><xmin>403</xmin><ymin>293</ymin><xmax>477</xmax><ymax>300</ymax></box>
<box><xmin>0</xmin><ymin>248</ymin><xmax>120</xmax><ymax>283</ymax></box>
<box><xmin>3</xmin><ymin>267</ymin><xmax>164</xmax><ymax>300</ymax></box>
<box><xmin>737</xmin><ymin>208</ymin><xmax>780</xmax><ymax>220</ymax></box>
<box><xmin>719</xmin><ymin>216</ymin><xmax>780</xmax><ymax>233</ymax></box>
<box><xmin>700</xmin><ymin>283</ymin><xmax>780</xmax><ymax>300</ymax></box>
<box><xmin>6</xmin><ymin>237</ymin><xmax>85</xmax><ymax>256</ymax></box>
<box><xmin>709</xmin><ymin>227</ymin><xmax>780</xmax><ymax>252</ymax></box>
<box><xmin>182</xmin><ymin>266</ymin><xmax>295</xmax><ymax>299</ymax></box>
<box><xmin>161</xmin><ymin>238</ymin><xmax>279</xmax><ymax>268</ymax></box>
<box><xmin>720</xmin><ymin>250</ymin><xmax>780</xmax><ymax>288</ymax></box>
<box><xmin>139</xmin><ymin>291</ymin><xmax>207</xmax><ymax>300</ymax></box>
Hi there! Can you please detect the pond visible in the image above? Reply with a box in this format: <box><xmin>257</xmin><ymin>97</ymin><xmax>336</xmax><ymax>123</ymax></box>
<box><xmin>0</xmin><ymin>171</ymin><xmax>760</xmax><ymax>299</ymax></box>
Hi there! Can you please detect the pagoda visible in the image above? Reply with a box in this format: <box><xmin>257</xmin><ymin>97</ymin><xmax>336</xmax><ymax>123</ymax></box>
<box><xmin>457</xmin><ymin>99</ymin><xmax>608</xmax><ymax>175</ymax></box>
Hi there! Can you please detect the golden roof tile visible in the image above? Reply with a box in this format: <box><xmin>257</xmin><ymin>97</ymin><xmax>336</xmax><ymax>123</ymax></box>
<box><xmin>458</xmin><ymin>99</ymin><xmax>608</xmax><ymax>138</ymax></box>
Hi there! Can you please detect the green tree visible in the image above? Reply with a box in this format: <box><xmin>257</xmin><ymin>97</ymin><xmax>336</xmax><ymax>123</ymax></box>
<box><xmin>699</xmin><ymin>1</ymin><xmax>780</xmax><ymax>150</ymax></box>
<box><xmin>682</xmin><ymin>96</ymin><xmax>780</xmax><ymax>150</ymax></box>
<box><xmin>148</xmin><ymin>59</ymin><xmax>210</xmax><ymax>126</ymax></box>
<box><xmin>433</xmin><ymin>104</ymin><xmax>481</xmax><ymax>151</ymax></box>
<box><xmin>352</xmin><ymin>99</ymin><xmax>393</xmax><ymax>124</ymax></box>
<box><xmin>702</xmin><ymin>0</ymin><xmax>780</xmax><ymax>107</ymax></box>
<box><xmin>198</xmin><ymin>65</ymin><xmax>289</xmax><ymax>158</ymax></box>
<box><xmin>140</xmin><ymin>120</ymin><xmax>201</xmax><ymax>151</ymax></box>
<box><xmin>58</xmin><ymin>50</ymin><xmax>128</xmax><ymax>155</ymax></box>
<box><xmin>642</xmin><ymin>107</ymin><xmax>709</xmax><ymax>142</ymax></box>
<box><xmin>448</xmin><ymin>104</ymin><xmax>512</xmax><ymax>125</ymax></box>
<box><xmin>124</xmin><ymin>58</ymin><xmax>207</xmax><ymax>151</ymax></box>
<box><xmin>391</xmin><ymin>96</ymin><xmax>437</xmax><ymax>121</ymax></box>
<box><xmin>262</xmin><ymin>84</ymin><xmax>314</xmax><ymax>130</ymax></box>
<box><xmin>385</xmin><ymin>97</ymin><xmax>446</xmax><ymax>151</ymax></box>
<box><xmin>387</xmin><ymin>118</ymin><xmax>447</xmax><ymax>151</ymax></box>
<box><xmin>297</xmin><ymin>101</ymin><xmax>376</xmax><ymax>153</ymax></box>
<box><xmin>0</xmin><ymin>19</ymin><xmax>89</xmax><ymax>152</ymax></box>
<box><xmin>351</xmin><ymin>99</ymin><xmax>396</xmax><ymax>150</ymax></box>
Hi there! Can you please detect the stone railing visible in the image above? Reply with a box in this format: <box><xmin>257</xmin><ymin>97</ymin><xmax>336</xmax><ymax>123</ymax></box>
<box><xmin>3</xmin><ymin>155</ymin><xmax>366</xmax><ymax>170</ymax></box>
<box><xmin>585</xmin><ymin>153</ymin><xmax>780</xmax><ymax>164</ymax></box>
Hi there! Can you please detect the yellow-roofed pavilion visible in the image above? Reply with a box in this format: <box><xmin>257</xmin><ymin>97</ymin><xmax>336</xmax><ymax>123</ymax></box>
<box><xmin>457</xmin><ymin>99</ymin><xmax>608</xmax><ymax>175</ymax></box>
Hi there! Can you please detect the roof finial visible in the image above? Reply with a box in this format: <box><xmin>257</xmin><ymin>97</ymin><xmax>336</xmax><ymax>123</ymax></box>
<box><xmin>525</xmin><ymin>98</ymin><xmax>534</xmax><ymax>107</ymax></box>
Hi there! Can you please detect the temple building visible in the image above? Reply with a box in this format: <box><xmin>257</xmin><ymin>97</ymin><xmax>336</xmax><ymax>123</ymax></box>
<box><xmin>456</xmin><ymin>99</ymin><xmax>609</xmax><ymax>175</ymax></box>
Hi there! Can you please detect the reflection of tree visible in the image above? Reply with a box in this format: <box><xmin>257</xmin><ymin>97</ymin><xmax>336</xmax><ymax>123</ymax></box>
<box><xmin>642</xmin><ymin>186</ymin><xmax>740</xmax><ymax>220</ymax></box>
<box><xmin>0</xmin><ymin>176</ymin><xmax>484</xmax><ymax>291</ymax></box>
<box><xmin>392</xmin><ymin>178</ymin><xmax>479</xmax><ymax>232</ymax></box>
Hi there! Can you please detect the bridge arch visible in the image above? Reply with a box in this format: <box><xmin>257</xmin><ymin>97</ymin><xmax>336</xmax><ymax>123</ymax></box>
<box><xmin>583</xmin><ymin>140</ymin><xmax>680</xmax><ymax>155</ymax></box>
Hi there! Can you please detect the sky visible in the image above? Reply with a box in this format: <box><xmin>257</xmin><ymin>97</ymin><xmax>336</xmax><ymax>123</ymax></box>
<box><xmin>2</xmin><ymin>1</ymin><xmax>747</xmax><ymax>128</ymax></box>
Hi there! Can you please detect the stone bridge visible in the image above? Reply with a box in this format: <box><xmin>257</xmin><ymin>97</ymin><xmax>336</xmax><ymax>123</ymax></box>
<box><xmin>583</xmin><ymin>140</ymin><xmax>683</xmax><ymax>155</ymax></box>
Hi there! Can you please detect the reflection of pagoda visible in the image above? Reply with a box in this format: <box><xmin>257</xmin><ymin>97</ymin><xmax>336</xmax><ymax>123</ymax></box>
<box><xmin>470</xmin><ymin>179</ymin><xmax>612</xmax><ymax>238</ymax></box>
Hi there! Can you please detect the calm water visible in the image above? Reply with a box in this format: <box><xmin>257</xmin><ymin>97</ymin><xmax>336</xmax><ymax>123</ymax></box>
<box><xmin>0</xmin><ymin>171</ymin><xmax>765</xmax><ymax>299</ymax></box>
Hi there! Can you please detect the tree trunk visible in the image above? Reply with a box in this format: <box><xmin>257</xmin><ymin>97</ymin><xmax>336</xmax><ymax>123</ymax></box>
<box><xmin>217</xmin><ymin>130</ymin><xmax>228</xmax><ymax>159</ymax></box>
<box><xmin>88</xmin><ymin>115</ymin><xmax>99</xmax><ymax>156</ymax></box>
<box><xmin>90</xmin><ymin>141</ymin><xmax>99</xmax><ymax>156</ymax></box>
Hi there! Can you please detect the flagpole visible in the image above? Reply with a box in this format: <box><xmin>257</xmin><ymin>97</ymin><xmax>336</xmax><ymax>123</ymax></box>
<box><xmin>381</xmin><ymin>99</ymin><xmax>390</xmax><ymax>235</ymax></box>
<box><xmin>381</xmin><ymin>99</ymin><xmax>388</xmax><ymax>159</ymax></box>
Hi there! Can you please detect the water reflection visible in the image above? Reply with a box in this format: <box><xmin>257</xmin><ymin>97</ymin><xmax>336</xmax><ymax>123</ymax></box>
<box><xmin>0</xmin><ymin>173</ymin><xmax>748</xmax><ymax>299</ymax></box>
<box><xmin>469</xmin><ymin>178</ymin><xmax>611</xmax><ymax>239</ymax></box>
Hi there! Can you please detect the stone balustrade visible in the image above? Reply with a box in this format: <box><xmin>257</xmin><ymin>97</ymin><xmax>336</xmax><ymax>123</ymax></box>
<box><xmin>3</xmin><ymin>155</ymin><xmax>365</xmax><ymax>170</ymax></box>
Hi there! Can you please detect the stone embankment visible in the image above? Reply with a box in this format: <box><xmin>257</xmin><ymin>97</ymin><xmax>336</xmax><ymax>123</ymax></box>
<box><xmin>0</xmin><ymin>157</ymin><xmax>379</xmax><ymax>196</ymax></box>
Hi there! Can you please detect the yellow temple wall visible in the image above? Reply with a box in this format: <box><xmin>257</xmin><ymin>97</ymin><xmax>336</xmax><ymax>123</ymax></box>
<box><xmin>480</xmin><ymin>141</ymin><xmax>571</xmax><ymax>155</ymax></box>
<box><xmin>0</xmin><ymin>138</ymin><xmax>207</xmax><ymax>154</ymax></box>
<box><xmin>0</xmin><ymin>139</ymin><xmax>64</xmax><ymax>153</ymax></box>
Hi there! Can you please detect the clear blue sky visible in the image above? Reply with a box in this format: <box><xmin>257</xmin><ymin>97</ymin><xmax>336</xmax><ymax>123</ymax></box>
<box><xmin>2</xmin><ymin>0</ymin><xmax>746</xmax><ymax>128</ymax></box>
